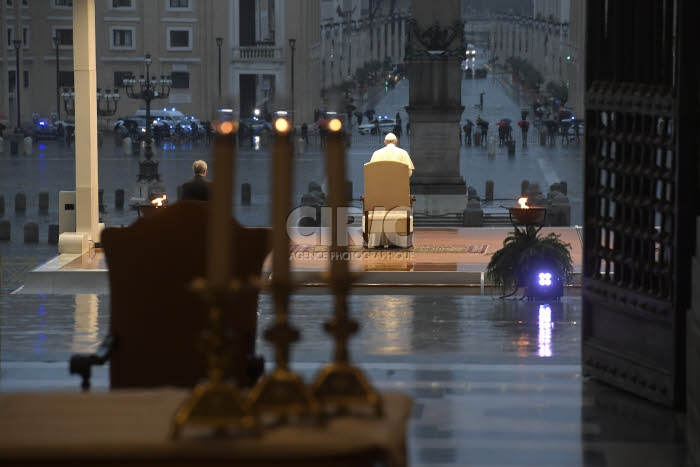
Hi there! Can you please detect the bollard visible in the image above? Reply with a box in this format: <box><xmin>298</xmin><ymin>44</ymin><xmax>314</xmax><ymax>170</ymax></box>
<box><xmin>15</xmin><ymin>193</ymin><xmax>26</xmax><ymax>215</ymax></box>
<box><xmin>521</xmin><ymin>180</ymin><xmax>530</xmax><ymax>196</ymax></box>
<box><xmin>0</xmin><ymin>136</ymin><xmax>4</xmax><ymax>153</ymax></box>
<box><xmin>99</xmin><ymin>188</ymin><xmax>105</xmax><ymax>213</ymax></box>
<box><xmin>485</xmin><ymin>180</ymin><xmax>494</xmax><ymax>202</ymax></box>
<box><xmin>0</xmin><ymin>195</ymin><xmax>4</xmax><ymax>217</ymax></box>
<box><xmin>540</xmin><ymin>131</ymin><xmax>546</xmax><ymax>146</ymax></box>
<box><xmin>48</xmin><ymin>224</ymin><xmax>60</xmax><ymax>245</ymax></box>
<box><xmin>23</xmin><ymin>136</ymin><xmax>33</xmax><ymax>155</ymax></box>
<box><xmin>487</xmin><ymin>136</ymin><xmax>496</xmax><ymax>156</ymax></box>
<box><xmin>241</xmin><ymin>183</ymin><xmax>251</xmax><ymax>205</ymax></box>
<box><xmin>39</xmin><ymin>192</ymin><xmax>49</xmax><ymax>214</ymax></box>
<box><xmin>123</xmin><ymin>137</ymin><xmax>133</xmax><ymax>155</ymax></box>
<box><xmin>0</xmin><ymin>219</ymin><xmax>10</xmax><ymax>241</ymax></box>
<box><xmin>346</xmin><ymin>179</ymin><xmax>353</xmax><ymax>201</ymax></box>
<box><xmin>24</xmin><ymin>222</ymin><xmax>39</xmax><ymax>244</ymax></box>
<box><xmin>115</xmin><ymin>189</ymin><xmax>125</xmax><ymax>210</ymax></box>
<box><xmin>547</xmin><ymin>192</ymin><xmax>571</xmax><ymax>227</ymax></box>
<box><xmin>10</xmin><ymin>138</ymin><xmax>18</xmax><ymax>155</ymax></box>
<box><xmin>507</xmin><ymin>140</ymin><xmax>516</xmax><ymax>156</ymax></box>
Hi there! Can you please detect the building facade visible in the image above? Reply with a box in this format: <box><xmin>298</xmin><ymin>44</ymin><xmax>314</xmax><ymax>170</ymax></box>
<box><xmin>0</xmin><ymin>0</ymin><xmax>413</xmax><ymax>130</ymax></box>
<box><xmin>491</xmin><ymin>0</ymin><xmax>584</xmax><ymax>116</ymax></box>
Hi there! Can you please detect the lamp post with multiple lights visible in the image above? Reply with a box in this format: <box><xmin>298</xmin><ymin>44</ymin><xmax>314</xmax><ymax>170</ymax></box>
<box><xmin>61</xmin><ymin>87</ymin><xmax>120</xmax><ymax>118</ymax></box>
<box><xmin>13</xmin><ymin>40</ymin><xmax>22</xmax><ymax>132</ymax></box>
<box><xmin>121</xmin><ymin>54</ymin><xmax>171</xmax><ymax>198</ymax></box>
<box><xmin>121</xmin><ymin>54</ymin><xmax>171</xmax><ymax>165</ymax></box>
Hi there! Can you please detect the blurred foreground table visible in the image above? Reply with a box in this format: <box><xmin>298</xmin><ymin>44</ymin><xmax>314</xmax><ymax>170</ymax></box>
<box><xmin>0</xmin><ymin>389</ymin><xmax>412</xmax><ymax>467</ymax></box>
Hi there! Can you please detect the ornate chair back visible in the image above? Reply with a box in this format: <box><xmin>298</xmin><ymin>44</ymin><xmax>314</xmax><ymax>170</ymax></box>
<box><xmin>101</xmin><ymin>200</ymin><xmax>271</xmax><ymax>388</ymax></box>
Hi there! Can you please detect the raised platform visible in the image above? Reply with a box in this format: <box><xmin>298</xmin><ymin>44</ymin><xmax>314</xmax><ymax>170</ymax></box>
<box><xmin>15</xmin><ymin>227</ymin><xmax>583</xmax><ymax>295</ymax></box>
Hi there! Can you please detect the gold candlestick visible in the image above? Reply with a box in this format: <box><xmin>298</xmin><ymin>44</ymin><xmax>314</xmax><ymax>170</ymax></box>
<box><xmin>311</xmin><ymin>118</ymin><xmax>383</xmax><ymax>417</ymax></box>
<box><xmin>171</xmin><ymin>121</ymin><xmax>258</xmax><ymax>438</ymax></box>
<box><xmin>246</xmin><ymin>115</ymin><xmax>319</xmax><ymax>425</ymax></box>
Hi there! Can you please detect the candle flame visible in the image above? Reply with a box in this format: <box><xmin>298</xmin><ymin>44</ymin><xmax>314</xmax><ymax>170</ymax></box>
<box><xmin>151</xmin><ymin>194</ymin><xmax>167</xmax><ymax>207</ymax></box>
<box><xmin>518</xmin><ymin>197</ymin><xmax>529</xmax><ymax>209</ymax></box>
<box><xmin>219</xmin><ymin>121</ymin><xmax>235</xmax><ymax>134</ymax></box>
<box><xmin>274</xmin><ymin>118</ymin><xmax>290</xmax><ymax>133</ymax></box>
<box><xmin>328</xmin><ymin>118</ymin><xmax>343</xmax><ymax>132</ymax></box>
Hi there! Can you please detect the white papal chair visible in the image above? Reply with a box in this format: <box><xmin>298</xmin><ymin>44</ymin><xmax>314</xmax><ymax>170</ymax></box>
<box><xmin>360</xmin><ymin>160</ymin><xmax>415</xmax><ymax>248</ymax></box>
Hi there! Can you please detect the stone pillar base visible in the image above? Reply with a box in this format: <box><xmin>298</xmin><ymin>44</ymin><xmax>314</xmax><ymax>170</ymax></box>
<box><xmin>410</xmin><ymin>178</ymin><xmax>467</xmax><ymax>195</ymax></box>
<box><xmin>58</xmin><ymin>232</ymin><xmax>89</xmax><ymax>254</ymax></box>
<box><xmin>412</xmin><ymin>194</ymin><xmax>468</xmax><ymax>216</ymax></box>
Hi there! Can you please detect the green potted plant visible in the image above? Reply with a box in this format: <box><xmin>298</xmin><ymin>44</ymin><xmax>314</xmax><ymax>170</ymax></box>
<box><xmin>486</xmin><ymin>224</ymin><xmax>574</xmax><ymax>297</ymax></box>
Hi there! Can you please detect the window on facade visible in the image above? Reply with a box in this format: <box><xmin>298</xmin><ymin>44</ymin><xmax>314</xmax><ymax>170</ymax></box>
<box><xmin>169</xmin><ymin>0</ymin><xmax>189</xmax><ymax>8</ymax></box>
<box><xmin>22</xmin><ymin>0</ymin><xmax>28</xmax><ymax>5</ymax></box>
<box><xmin>6</xmin><ymin>0</ymin><xmax>13</xmax><ymax>6</ymax></box>
<box><xmin>170</xmin><ymin>71</ymin><xmax>189</xmax><ymax>89</ymax></box>
<box><xmin>112</xmin><ymin>0</ymin><xmax>133</xmax><ymax>7</ymax></box>
<box><xmin>6</xmin><ymin>27</ymin><xmax>14</xmax><ymax>48</ymax></box>
<box><xmin>168</xmin><ymin>29</ymin><xmax>191</xmax><ymax>49</ymax></box>
<box><xmin>55</xmin><ymin>28</ymin><xmax>73</xmax><ymax>46</ymax></box>
<box><xmin>111</xmin><ymin>29</ymin><xmax>133</xmax><ymax>48</ymax></box>
<box><xmin>22</xmin><ymin>26</ymin><xmax>28</xmax><ymax>46</ymax></box>
<box><xmin>23</xmin><ymin>70</ymin><xmax>28</xmax><ymax>88</ymax></box>
<box><xmin>54</xmin><ymin>0</ymin><xmax>72</xmax><ymax>6</ymax></box>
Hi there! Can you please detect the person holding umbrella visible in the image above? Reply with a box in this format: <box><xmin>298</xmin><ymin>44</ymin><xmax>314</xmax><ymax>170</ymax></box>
<box><xmin>518</xmin><ymin>117</ymin><xmax>530</xmax><ymax>147</ymax></box>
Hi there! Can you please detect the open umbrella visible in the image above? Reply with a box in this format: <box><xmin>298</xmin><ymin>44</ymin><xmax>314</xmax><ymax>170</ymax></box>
<box><xmin>499</xmin><ymin>118</ymin><xmax>512</xmax><ymax>124</ymax></box>
<box><xmin>496</xmin><ymin>121</ymin><xmax>508</xmax><ymax>126</ymax></box>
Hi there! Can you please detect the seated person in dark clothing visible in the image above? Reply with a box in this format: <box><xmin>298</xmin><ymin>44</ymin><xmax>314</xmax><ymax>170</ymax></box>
<box><xmin>179</xmin><ymin>160</ymin><xmax>212</xmax><ymax>201</ymax></box>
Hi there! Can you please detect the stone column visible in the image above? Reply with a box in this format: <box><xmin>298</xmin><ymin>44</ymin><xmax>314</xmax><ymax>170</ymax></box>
<box><xmin>60</xmin><ymin>0</ymin><xmax>100</xmax><ymax>254</ymax></box>
<box><xmin>406</xmin><ymin>0</ymin><xmax>466</xmax><ymax>215</ymax></box>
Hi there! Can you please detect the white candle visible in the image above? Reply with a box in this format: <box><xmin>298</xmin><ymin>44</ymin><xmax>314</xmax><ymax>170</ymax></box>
<box><xmin>271</xmin><ymin>118</ymin><xmax>292</xmax><ymax>283</ymax></box>
<box><xmin>325</xmin><ymin>119</ymin><xmax>348</xmax><ymax>282</ymax></box>
<box><xmin>206</xmin><ymin>122</ymin><xmax>236</xmax><ymax>287</ymax></box>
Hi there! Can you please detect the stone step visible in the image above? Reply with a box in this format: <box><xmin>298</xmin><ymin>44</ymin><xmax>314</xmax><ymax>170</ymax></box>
<box><xmin>413</xmin><ymin>215</ymin><xmax>464</xmax><ymax>227</ymax></box>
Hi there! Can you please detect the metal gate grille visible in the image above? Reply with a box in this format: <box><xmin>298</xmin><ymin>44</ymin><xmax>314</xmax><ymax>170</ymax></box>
<box><xmin>584</xmin><ymin>83</ymin><xmax>675</xmax><ymax>300</ymax></box>
<box><xmin>581</xmin><ymin>0</ymin><xmax>689</xmax><ymax>407</ymax></box>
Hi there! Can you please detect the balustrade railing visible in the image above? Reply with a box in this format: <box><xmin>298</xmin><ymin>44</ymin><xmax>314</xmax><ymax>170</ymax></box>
<box><xmin>233</xmin><ymin>46</ymin><xmax>283</xmax><ymax>62</ymax></box>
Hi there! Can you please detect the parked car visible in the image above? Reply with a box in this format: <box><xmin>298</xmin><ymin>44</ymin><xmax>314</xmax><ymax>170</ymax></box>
<box><xmin>239</xmin><ymin>116</ymin><xmax>272</xmax><ymax>136</ymax></box>
<box><xmin>357</xmin><ymin>116</ymin><xmax>396</xmax><ymax>135</ymax></box>
<box><xmin>29</xmin><ymin>121</ymin><xmax>59</xmax><ymax>141</ymax></box>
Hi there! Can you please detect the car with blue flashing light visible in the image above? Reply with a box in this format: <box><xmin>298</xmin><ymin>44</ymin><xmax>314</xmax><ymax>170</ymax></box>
<box><xmin>29</xmin><ymin>120</ymin><xmax>59</xmax><ymax>141</ymax></box>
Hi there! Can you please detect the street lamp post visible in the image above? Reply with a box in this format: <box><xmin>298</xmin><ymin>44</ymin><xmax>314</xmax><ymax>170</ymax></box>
<box><xmin>216</xmin><ymin>37</ymin><xmax>223</xmax><ymax>98</ymax></box>
<box><xmin>54</xmin><ymin>36</ymin><xmax>61</xmax><ymax>122</ymax></box>
<box><xmin>53</xmin><ymin>36</ymin><xmax>61</xmax><ymax>120</ymax></box>
<box><xmin>13</xmin><ymin>40</ymin><xmax>22</xmax><ymax>132</ymax></box>
<box><xmin>288</xmin><ymin>38</ymin><xmax>296</xmax><ymax>115</ymax></box>
<box><xmin>122</xmin><ymin>54</ymin><xmax>173</xmax><ymax>199</ymax></box>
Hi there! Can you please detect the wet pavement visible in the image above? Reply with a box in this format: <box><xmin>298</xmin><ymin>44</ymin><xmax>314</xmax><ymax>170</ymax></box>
<box><xmin>0</xmin><ymin>292</ymin><xmax>691</xmax><ymax>466</ymax></box>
